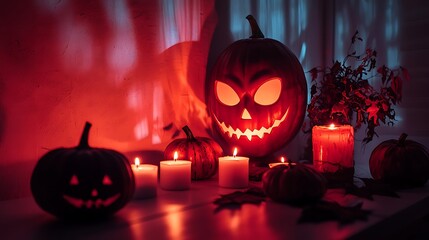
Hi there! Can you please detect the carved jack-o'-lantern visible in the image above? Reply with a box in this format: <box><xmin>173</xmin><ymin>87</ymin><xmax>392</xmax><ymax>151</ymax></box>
<box><xmin>206</xmin><ymin>15</ymin><xmax>307</xmax><ymax>157</ymax></box>
<box><xmin>31</xmin><ymin>122</ymin><xmax>135</xmax><ymax>219</ymax></box>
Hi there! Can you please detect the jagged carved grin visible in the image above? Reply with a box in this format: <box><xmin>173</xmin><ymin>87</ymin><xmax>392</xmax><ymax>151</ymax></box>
<box><xmin>63</xmin><ymin>193</ymin><xmax>120</xmax><ymax>208</ymax></box>
<box><xmin>214</xmin><ymin>108</ymin><xmax>289</xmax><ymax>140</ymax></box>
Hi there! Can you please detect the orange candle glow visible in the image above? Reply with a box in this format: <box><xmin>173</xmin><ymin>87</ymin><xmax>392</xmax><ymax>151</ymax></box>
<box><xmin>135</xmin><ymin>157</ymin><xmax>141</xmax><ymax>167</ymax></box>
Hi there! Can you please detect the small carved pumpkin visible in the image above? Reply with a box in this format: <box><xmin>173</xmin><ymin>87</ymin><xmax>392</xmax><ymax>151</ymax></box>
<box><xmin>164</xmin><ymin>126</ymin><xmax>223</xmax><ymax>180</ymax></box>
<box><xmin>262</xmin><ymin>162</ymin><xmax>327</xmax><ymax>204</ymax></box>
<box><xmin>31</xmin><ymin>122</ymin><xmax>135</xmax><ymax>219</ymax></box>
<box><xmin>206</xmin><ymin>15</ymin><xmax>307</xmax><ymax>157</ymax></box>
<box><xmin>369</xmin><ymin>133</ymin><xmax>429</xmax><ymax>187</ymax></box>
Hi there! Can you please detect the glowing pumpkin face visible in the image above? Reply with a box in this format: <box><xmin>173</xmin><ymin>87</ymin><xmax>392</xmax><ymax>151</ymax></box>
<box><xmin>207</xmin><ymin>15</ymin><xmax>307</xmax><ymax>157</ymax></box>
<box><xmin>62</xmin><ymin>171</ymin><xmax>121</xmax><ymax>209</ymax></box>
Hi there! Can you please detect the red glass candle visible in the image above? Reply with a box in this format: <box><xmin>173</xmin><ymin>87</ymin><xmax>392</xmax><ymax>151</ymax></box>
<box><xmin>312</xmin><ymin>124</ymin><xmax>354</xmax><ymax>182</ymax></box>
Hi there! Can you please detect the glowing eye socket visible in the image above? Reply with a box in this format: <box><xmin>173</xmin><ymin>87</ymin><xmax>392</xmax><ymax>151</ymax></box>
<box><xmin>215</xmin><ymin>81</ymin><xmax>240</xmax><ymax>106</ymax></box>
<box><xmin>254</xmin><ymin>77</ymin><xmax>282</xmax><ymax>105</ymax></box>
<box><xmin>102</xmin><ymin>175</ymin><xmax>113</xmax><ymax>185</ymax></box>
<box><xmin>70</xmin><ymin>175</ymin><xmax>79</xmax><ymax>186</ymax></box>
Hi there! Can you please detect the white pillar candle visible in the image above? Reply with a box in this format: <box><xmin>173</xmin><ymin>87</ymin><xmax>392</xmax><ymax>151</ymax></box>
<box><xmin>132</xmin><ymin>158</ymin><xmax>158</xmax><ymax>199</ymax></box>
<box><xmin>312</xmin><ymin>124</ymin><xmax>354</xmax><ymax>174</ymax></box>
<box><xmin>160</xmin><ymin>151</ymin><xmax>192</xmax><ymax>191</ymax></box>
<box><xmin>218</xmin><ymin>148</ymin><xmax>249</xmax><ymax>188</ymax></box>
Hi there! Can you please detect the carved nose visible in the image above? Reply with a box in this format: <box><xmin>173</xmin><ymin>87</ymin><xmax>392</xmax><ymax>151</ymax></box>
<box><xmin>241</xmin><ymin>108</ymin><xmax>252</xmax><ymax>119</ymax></box>
<box><xmin>91</xmin><ymin>189</ymin><xmax>98</xmax><ymax>197</ymax></box>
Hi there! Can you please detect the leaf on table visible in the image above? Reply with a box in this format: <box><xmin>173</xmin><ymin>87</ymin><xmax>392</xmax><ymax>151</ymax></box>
<box><xmin>298</xmin><ymin>201</ymin><xmax>371</xmax><ymax>225</ymax></box>
<box><xmin>346</xmin><ymin>178</ymin><xmax>400</xmax><ymax>200</ymax></box>
<box><xmin>213</xmin><ymin>187</ymin><xmax>266</xmax><ymax>212</ymax></box>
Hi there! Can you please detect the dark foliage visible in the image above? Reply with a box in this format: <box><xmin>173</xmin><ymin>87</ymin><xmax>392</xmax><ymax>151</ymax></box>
<box><xmin>305</xmin><ymin>31</ymin><xmax>410</xmax><ymax>143</ymax></box>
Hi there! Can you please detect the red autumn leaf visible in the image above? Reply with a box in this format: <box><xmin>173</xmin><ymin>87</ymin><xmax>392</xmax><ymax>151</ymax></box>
<box><xmin>382</xmin><ymin>102</ymin><xmax>389</xmax><ymax>112</ymax></box>
<box><xmin>365</xmin><ymin>98</ymin><xmax>372</xmax><ymax>106</ymax></box>
<box><xmin>367</xmin><ymin>103</ymin><xmax>379</xmax><ymax>124</ymax></box>
<box><xmin>298</xmin><ymin>201</ymin><xmax>371</xmax><ymax>225</ymax></box>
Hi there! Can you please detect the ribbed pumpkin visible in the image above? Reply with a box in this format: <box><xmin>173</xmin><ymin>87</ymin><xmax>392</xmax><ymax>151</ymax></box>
<box><xmin>31</xmin><ymin>122</ymin><xmax>135</xmax><ymax>219</ymax></box>
<box><xmin>164</xmin><ymin>126</ymin><xmax>223</xmax><ymax>180</ymax></box>
<box><xmin>369</xmin><ymin>133</ymin><xmax>429</xmax><ymax>187</ymax></box>
<box><xmin>262</xmin><ymin>163</ymin><xmax>327</xmax><ymax>204</ymax></box>
<box><xmin>206</xmin><ymin>15</ymin><xmax>307</xmax><ymax>158</ymax></box>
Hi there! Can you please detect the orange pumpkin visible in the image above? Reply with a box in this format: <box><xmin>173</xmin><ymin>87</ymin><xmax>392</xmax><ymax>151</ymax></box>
<box><xmin>31</xmin><ymin>122</ymin><xmax>135</xmax><ymax>219</ymax></box>
<box><xmin>206</xmin><ymin>15</ymin><xmax>307</xmax><ymax>157</ymax></box>
<box><xmin>369</xmin><ymin>133</ymin><xmax>429</xmax><ymax>187</ymax></box>
<box><xmin>262</xmin><ymin>163</ymin><xmax>327</xmax><ymax>204</ymax></box>
<box><xmin>164</xmin><ymin>126</ymin><xmax>223</xmax><ymax>180</ymax></box>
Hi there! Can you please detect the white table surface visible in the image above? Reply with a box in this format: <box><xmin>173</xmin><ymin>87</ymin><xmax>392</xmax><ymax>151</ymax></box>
<box><xmin>1</xmin><ymin>179</ymin><xmax>429</xmax><ymax>240</ymax></box>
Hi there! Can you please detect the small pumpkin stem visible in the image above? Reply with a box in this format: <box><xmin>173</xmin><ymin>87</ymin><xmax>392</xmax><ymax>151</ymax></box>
<box><xmin>246</xmin><ymin>15</ymin><xmax>265</xmax><ymax>38</ymax></box>
<box><xmin>78</xmin><ymin>122</ymin><xmax>92</xmax><ymax>148</ymax></box>
<box><xmin>182</xmin><ymin>125</ymin><xmax>196</xmax><ymax>141</ymax></box>
<box><xmin>398</xmin><ymin>133</ymin><xmax>408</xmax><ymax>145</ymax></box>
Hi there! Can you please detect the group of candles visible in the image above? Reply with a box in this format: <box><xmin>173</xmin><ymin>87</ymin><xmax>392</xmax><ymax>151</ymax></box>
<box><xmin>131</xmin><ymin>147</ymin><xmax>250</xmax><ymax>199</ymax></box>
<box><xmin>132</xmin><ymin>123</ymin><xmax>355</xmax><ymax>199</ymax></box>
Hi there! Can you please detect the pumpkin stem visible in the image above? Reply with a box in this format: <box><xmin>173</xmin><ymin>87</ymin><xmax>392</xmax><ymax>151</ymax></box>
<box><xmin>78</xmin><ymin>122</ymin><xmax>92</xmax><ymax>148</ymax></box>
<box><xmin>246</xmin><ymin>15</ymin><xmax>265</xmax><ymax>38</ymax></box>
<box><xmin>182</xmin><ymin>125</ymin><xmax>196</xmax><ymax>141</ymax></box>
<box><xmin>398</xmin><ymin>133</ymin><xmax>408</xmax><ymax>145</ymax></box>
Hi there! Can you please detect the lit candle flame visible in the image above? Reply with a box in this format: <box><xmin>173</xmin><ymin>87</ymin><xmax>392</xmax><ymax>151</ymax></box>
<box><xmin>329</xmin><ymin>123</ymin><xmax>336</xmax><ymax>129</ymax></box>
<box><xmin>281</xmin><ymin>157</ymin><xmax>285</xmax><ymax>163</ymax></box>
<box><xmin>233</xmin><ymin>148</ymin><xmax>237</xmax><ymax>158</ymax></box>
<box><xmin>174</xmin><ymin>151</ymin><xmax>178</xmax><ymax>161</ymax></box>
<box><xmin>134</xmin><ymin>157</ymin><xmax>141</xmax><ymax>168</ymax></box>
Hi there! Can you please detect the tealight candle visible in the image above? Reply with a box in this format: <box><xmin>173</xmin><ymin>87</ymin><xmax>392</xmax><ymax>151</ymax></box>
<box><xmin>268</xmin><ymin>156</ymin><xmax>296</xmax><ymax>168</ymax></box>
<box><xmin>218</xmin><ymin>148</ymin><xmax>249</xmax><ymax>188</ymax></box>
<box><xmin>131</xmin><ymin>157</ymin><xmax>158</xmax><ymax>199</ymax></box>
<box><xmin>312</xmin><ymin>124</ymin><xmax>354</xmax><ymax>182</ymax></box>
<box><xmin>160</xmin><ymin>151</ymin><xmax>192</xmax><ymax>191</ymax></box>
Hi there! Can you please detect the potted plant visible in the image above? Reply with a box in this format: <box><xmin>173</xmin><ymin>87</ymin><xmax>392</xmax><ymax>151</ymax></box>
<box><xmin>304</xmin><ymin>31</ymin><xmax>409</xmax><ymax>144</ymax></box>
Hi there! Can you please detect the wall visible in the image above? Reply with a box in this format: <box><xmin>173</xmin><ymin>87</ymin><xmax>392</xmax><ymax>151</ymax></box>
<box><xmin>2</xmin><ymin>0</ymin><xmax>427</xmax><ymax>201</ymax></box>
<box><xmin>0</xmin><ymin>0</ymin><xmax>325</xmax><ymax>200</ymax></box>
<box><xmin>331</xmin><ymin>0</ymin><xmax>429</xmax><ymax>176</ymax></box>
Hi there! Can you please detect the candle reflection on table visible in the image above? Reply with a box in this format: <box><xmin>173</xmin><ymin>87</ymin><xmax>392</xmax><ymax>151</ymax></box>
<box><xmin>164</xmin><ymin>204</ymin><xmax>184</xmax><ymax>239</ymax></box>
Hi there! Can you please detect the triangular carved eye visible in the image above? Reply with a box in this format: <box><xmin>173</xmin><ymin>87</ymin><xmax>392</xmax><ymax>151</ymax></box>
<box><xmin>102</xmin><ymin>175</ymin><xmax>113</xmax><ymax>185</ymax></box>
<box><xmin>70</xmin><ymin>175</ymin><xmax>79</xmax><ymax>185</ymax></box>
<box><xmin>215</xmin><ymin>81</ymin><xmax>240</xmax><ymax>106</ymax></box>
<box><xmin>254</xmin><ymin>77</ymin><xmax>282</xmax><ymax>105</ymax></box>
